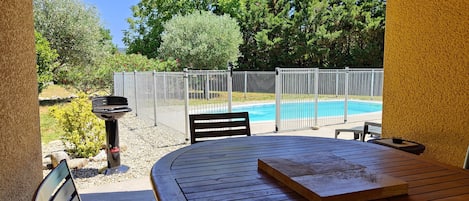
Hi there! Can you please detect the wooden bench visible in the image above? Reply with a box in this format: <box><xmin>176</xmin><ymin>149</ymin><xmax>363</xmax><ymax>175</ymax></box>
<box><xmin>335</xmin><ymin>121</ymin><xmax>382</xmax><ymax>142</ymax></box>
<box><xmin>189</xmin><ymin>112</ymin><xmax>251</xmax><ymax>144</ymax></box>
<box><xmin>33</xmin><ymin>159</ymin><xmax>81</xmax><ymax>201</ymax></box>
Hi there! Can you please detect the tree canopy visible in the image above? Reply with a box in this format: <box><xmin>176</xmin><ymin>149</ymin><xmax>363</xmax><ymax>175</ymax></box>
<box><xmin>33</xmin><ymin>0</ymin><xmax>116</xmax><ymax>88</ymax></box>
<box><xmin>124</xmin><ymin>0</ymin><xmax>386</xmax><ymax>70</ymax></box>
<box><xmin>35</xmin><ymin>30</ymin><xmax>58</xmax><ymax>93</ymax></box>
<box><xmin>158</xmin><ymin>11</ymin><xmax>243</xmax><ymax>70</ymax></box>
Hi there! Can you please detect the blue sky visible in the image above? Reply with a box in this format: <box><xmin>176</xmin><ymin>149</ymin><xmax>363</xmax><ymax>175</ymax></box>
<box><xmin>83</xmin><ymin>0</ymin><xmax>140</xmax><ymax>48</ymax></box>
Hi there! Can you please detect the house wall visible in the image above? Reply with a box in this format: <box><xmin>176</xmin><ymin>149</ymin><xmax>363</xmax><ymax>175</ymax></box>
<box><xmin>383</xmin><ymin>0</ymin><xmax>469</xmax><ymax>167</ymax></box>
<box><xmin>0</xmin><ymin>1</ymin><xmax>43</xmax><ymax>200</ymax></box>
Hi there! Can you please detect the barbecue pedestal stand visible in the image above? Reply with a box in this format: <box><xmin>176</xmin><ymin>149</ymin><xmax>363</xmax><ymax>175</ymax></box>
<box><xmin>92</xmin><ymin>96</ymin><xmax>132</xmax><ymax>175</ymax></box>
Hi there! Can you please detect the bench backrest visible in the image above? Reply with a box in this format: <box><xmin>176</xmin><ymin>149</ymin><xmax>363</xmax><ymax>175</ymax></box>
<box><xmin>34</xmin><ymin>159</ymin><xmax>81</xmax><ymax>201</ymax></box>
<box><xmin>189</xmin><ymin>112</ymin><xmax>251</xmax><ymax>144</ymax></box>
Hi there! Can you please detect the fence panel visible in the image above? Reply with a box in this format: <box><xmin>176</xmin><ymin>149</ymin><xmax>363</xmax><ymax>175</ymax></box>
<box><xmin>275</xmin><ymin>68</ymin><xmax>316</xmax><ymax>131</ymax></box>
<box><xmin>114</xmin><ymin>68</ymin><xmax>383</xmax><ymax>134</ymax></box>
<box><xmin>134</xmin><ymin>72</ymin><xmax>155</xmax><ymax>124</ymax></box>
<box><xmin>113</xmin><ymin>73</ymin><xmax>123</xmax><ymax>96</ymax></box>
<box><xmin>187</xmin><ymin>70</ymin><xmax>230</xmax><ymax>114</ymax></box>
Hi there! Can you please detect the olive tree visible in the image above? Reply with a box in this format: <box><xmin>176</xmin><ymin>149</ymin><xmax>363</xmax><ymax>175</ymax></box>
<box><xmin>33</xmin><ymin>0</ymin><xmax>115</xmax><ymax>88</ymax></box>
<box><xmin>157</xmin><ymin>11</ymin><xmax>243</xmax><ymax>70</ymax></box>
<box><xmin>35</xmin><ymin>30</ymin><xmax>58</xmax><ymax>93</ymax></box>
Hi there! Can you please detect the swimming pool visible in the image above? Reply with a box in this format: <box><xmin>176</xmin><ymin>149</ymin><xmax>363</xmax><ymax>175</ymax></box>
<box><xmin>231</xmin><ymin>100</ymin><xmax>382</xmax><ymax>122</ymax></box>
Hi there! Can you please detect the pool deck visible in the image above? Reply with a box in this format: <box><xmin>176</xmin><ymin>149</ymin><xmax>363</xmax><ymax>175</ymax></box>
<box><xmin>79</xmin><ymin>119</ymin><xmax>381</xmax><ymax>201</ymax></box>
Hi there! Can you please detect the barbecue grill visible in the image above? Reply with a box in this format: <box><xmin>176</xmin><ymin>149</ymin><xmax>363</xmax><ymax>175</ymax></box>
<box><xmin>92</xmin><ymin>96</ymin><xmax>132</xmax><ymax>175</ymax></box>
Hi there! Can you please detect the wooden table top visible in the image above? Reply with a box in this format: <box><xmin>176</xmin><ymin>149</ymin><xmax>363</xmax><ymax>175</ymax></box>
<box><xmin>150</xmin><ymin>136</ymin><xmax>469</xmax><ymax>201</ymax></box>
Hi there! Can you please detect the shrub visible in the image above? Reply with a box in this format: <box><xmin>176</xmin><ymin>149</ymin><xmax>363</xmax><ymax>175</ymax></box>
<box><xmin>50</xmin><ymin>92</ymin><xmax>105</xmax><ymax>158</ymax></box>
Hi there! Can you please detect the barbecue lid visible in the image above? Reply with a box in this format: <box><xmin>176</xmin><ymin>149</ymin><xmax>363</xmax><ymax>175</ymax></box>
<box><xmin>92</xmin><ymin>96</ymin><xmax>132</xmax><ymax>120</ymax></box>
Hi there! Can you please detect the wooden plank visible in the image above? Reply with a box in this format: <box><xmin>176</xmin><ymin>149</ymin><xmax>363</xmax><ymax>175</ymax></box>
<box><xmin>258</xmin><ymin>153</ymin><xmax>408</xmax><ymax>201</ymax></box>
<box><xmin>410</xmin><ymin>178</ymin><xmax>469</xmax><ymax>195</ymax></box>
<box><xmin>409</xmin><ymin>173</ymin><xmax>469</xmax><ymax>188</ymax></box>
<box><xmin>405</xmin><ymin>186</ymin><xmax>469</xmax><ymax>200</ymax></box>
<box><xmin>434</xmin><ymin>193</ymin><xmax>469</xmax><ymax>201</ymax></box>
<box><xmin>151</xmin><ymin>136</ymin><xmax>469</xmax><ymax>201</ymax></box>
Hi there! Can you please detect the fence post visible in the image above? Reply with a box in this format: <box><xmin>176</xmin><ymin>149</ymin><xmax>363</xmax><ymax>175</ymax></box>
<box><xmin>275</xmin><ymin>67</ymin><xmax>281</xmax><ymax>132</ymax></box>
<box><xmin>205</xmin><ymin>71</ymin><xmax>210</xmax><ymax>100</ymax></box>
<box><xmin>370</xmin><ymin>69</ymin><xmax>375</xmax><ymax>100</ymax></box>
<box><xmin>227</xmin><ymin>64</ymin><xmax>233</xmax><ymax>112</ymax></box>
<box><xmin>163</xmin><ymin>71</ymin><xmax>167</xmax><ymax>101</ymax></box>
<box><xmin>183</xmin><ymin>68</ymin><xmax>190</xmax><ymax>142</ymax></box>
<box><xmin>152</xmin><ymin>70</ymin><xmax>158</xmax><ymax>126</ymax></box>
<box><xmin>344</xmin><ymin>67</ymin><xmax>349</xmax><ymax>123</ymax></box>
<box><xmin>314</xmin><ymin>68</ymin><xmax>319</xmax><ymax>127</ymax></box>
<box><xmin>112</xmin><ymin>72</ymin><xmax>116</xmax><ymax>95</ymax></box>
<box><xmin>244</xmin><ymin>71</ymin><xmax>247</xmax><ymax>99</ymax></box>
<box><xmin>335</xmin><ymin>69</ymin><xmax>339</xmax><ymax>97</ymax></box>
<box><xmin>134</xmin><ymin>70</ymin><xmax>138</xmax><ymax>117</ymax></box>
<box><xmin>122</xmin><ymin>72</ymin><xmax>125</xmax><ymax>96</ymax></box>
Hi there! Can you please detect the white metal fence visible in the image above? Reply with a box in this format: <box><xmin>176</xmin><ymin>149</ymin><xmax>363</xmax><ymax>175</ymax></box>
<box><xmin>274</xmin><ymin>68</ymin><xmax>383</xmax><ymax>131</ymax></box>
<box><xmin>113</xmin><ymin>68</ymin><xmax>383</xmax><ymax>138</ymax></box>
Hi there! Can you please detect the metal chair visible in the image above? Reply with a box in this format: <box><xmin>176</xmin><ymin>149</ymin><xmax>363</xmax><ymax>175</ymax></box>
<box><xmin>34</xmin><ymin>159</ymin><xmax>81</xmax><ymax>201</ymax></box>
<box><xmin>335</xmin><ymin>121</ymin><xmax>382</xmax><ymax>142</ymax></box>
<box><xmin>189</xmin><ymin>112</ymin><xmax>251</xmax><ymax>144</ymax></box>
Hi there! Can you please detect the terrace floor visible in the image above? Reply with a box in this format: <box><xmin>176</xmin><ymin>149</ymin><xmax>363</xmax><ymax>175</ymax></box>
<box><xmin>78</xmin><ymin>119</ymin><xmax>380</xmax><ymax>201</ymax></box>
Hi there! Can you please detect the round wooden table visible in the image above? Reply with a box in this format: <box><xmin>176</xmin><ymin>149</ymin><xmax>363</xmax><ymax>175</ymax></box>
<box><xmin>151</xmin><ymin>136</ymin><xmax>469</xmax><ymax>201</ymax></box>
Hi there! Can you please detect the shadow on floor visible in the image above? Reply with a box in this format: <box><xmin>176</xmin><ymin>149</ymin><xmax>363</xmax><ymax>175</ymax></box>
<box><xmin>81</xmin><ymin>190</ymin><xmax>156</xmax><ymax>201</ymax></box>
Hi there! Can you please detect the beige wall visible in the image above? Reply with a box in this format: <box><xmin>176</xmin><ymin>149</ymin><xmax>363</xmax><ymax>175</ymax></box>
<box><xmin>383</xmin><ymin>0</ymin><xmax>469</xmax><ymax>167</ymax></box>
<box><xmin>0</xmin><ymin>1</ymin><xmax>43</xmax><ymax>200</ymax></box>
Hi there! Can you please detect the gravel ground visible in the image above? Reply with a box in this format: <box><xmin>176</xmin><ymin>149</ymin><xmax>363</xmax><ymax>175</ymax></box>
<box><xmin>42</xmin><ymin>114</ymin><xmax>188</xmax><ymax>190</ymax></box>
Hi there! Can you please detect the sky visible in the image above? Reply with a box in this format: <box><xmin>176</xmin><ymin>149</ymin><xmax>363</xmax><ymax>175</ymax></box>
<box><xmin>82</xmin><ymin>0</ymin><xmax>140</xmax><ymax>48</ymax></box>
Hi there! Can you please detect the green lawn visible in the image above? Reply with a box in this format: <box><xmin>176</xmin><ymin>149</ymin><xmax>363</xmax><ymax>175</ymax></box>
<box><xmin>39</xmin><ymin>85</ymin><xmax>73</xmax><ymax>144</ymax></box>
<box><xmin>40</xmin><ymin>109</ymin><xmax>63</xmax><ymax>144</ymax></box>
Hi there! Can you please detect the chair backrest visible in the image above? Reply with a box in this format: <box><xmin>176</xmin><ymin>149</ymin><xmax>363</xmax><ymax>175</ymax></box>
<box><xmin>189</xmin><ymin>112</ymin><xmax>251</xmax><ymax>144</ymax></box>
<box><xmin>364</xmin><ymin>122</ymin><xmax>382</xmax><ymax>135</ymax></box>
<box><xmin>34</xmin><ymin>159</ymin><xmax>81</xmax><ymax>201</ymax></box>
<box><xmin>464</xmin><ymin>145</ymin><xmax>469</xmax><ymax>169</ymax></box>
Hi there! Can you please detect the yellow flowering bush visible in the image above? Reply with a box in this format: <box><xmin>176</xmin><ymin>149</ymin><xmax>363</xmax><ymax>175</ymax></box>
<box><xmin>50</xmin><ymin>92</ymin><xmax>105</xmax><ymax>158</ymax></box>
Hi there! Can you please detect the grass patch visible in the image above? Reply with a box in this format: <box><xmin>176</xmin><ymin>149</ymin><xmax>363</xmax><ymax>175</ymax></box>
<box><xmin>40</xmin><ymin>106</ymin><xmax>64</xmax><ymax>144</ymax></box>
<box><xmin>39</xmin><ymin>85</ymin><xmax>74</xmax><ymax>144</ymax></box>
<box><xmin>39</xmin><ymin>84</ymin><xmax>76</xmax><ymax>98</ymax></box>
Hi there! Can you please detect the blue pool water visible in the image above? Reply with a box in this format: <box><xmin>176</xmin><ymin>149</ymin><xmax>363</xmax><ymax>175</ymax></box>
<box><xmin>231</xmin><ymin>101</ymin><xmax>382</xmax><ymax>122</ymax></box>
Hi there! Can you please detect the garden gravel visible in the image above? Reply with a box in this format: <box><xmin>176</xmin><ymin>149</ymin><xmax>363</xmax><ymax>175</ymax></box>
<box><xmin>42</xmin><ymin>114</ymin><xmax>188</xmax><ymax>190</ymax></box>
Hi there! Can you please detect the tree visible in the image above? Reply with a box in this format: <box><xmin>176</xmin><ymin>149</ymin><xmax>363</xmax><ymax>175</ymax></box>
<box><xmin>33</xmin><ymin>0</ymin><xmax>115</xmax><ymax>84</ymax></box>
<box><xmin>125</xmin><ymin>0</ymin><xmax>386</xmax><ymax>70</ymax></box>
<box><xmin>35</xmin><ymin>30</ymin><xmax>59</xmax><ymax>93</ymax></box>
<box><xmin>77</xmin><ymin>54</ymin><xmax>178</xmax><ymax>93</ymax></box>
<box><xmin>157</xmin><ymin>11</ymin><xmax>243</xmax><ymax>70</ymax></box>
<box><xmin>124</xmin><ymin>0</ymin><xmax>214</xmax><ymax>58</ymax></box>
